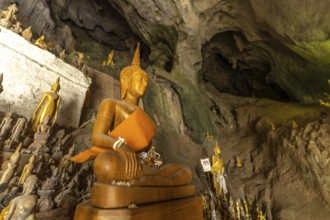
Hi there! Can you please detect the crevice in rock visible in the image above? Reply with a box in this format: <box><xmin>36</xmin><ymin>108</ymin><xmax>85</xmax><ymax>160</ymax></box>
<box><xmin>201</xmin><ymin>31</ymin><xmax>290</xmax><ymax>101</ymax></box>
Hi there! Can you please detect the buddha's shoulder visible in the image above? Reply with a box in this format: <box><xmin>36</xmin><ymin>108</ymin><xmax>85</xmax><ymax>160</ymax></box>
<box><xmin>100</xmin><ymin>98</ymin><xmax>120</xmax><ymax>105</ymax></box>
<box><xmin>100</xmin><ymin>98</ymin><xmax>127</xmax><ymax>108</ymax></box>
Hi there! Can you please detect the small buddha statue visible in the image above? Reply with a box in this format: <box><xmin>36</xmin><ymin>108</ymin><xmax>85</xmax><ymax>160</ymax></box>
<box><xmin>291</xmin><ymin>120</ymin><xmax>298</xmax><ymax>129</ymax></box>
<box><xmin>10</xmin><ymin>117</ymin><xmax>26</xmax><ymax>142</ymax></box>
<box><xmin>73</xmin><ymin>52</ymin><xmax>85</xmax><ymax>70</ymax></box>
<box><xmin>71</xmin><ymin>43</ymin><xmax>192</xmax><ymax>187</ymax></box>
<box><xmin>106</xmin><ymin>50</ymin><xmax>115</xmax><ymax>66</ymax></box>
<box><xmin>19</xmin><ymin>154</ymin><xmax>36</xmax><ymax>185</ymax></box>
<box><xmin>236</xmin><ymin>199</ymin><xmax>241</xmax><ymax>220</ymax></box>
<box><xmin>0</xmin><ymin>73</ymin><xmax>3</xmax><ymax>94</ymax></box>
<box><xmin>59</xmin><ymin>144</ymin><xmax>74</xmax><ymax>176</ymax></box>
<box><xmin>22</xmin><ymin>26</ymin><xmax>33</xmax><ymax>42</ymax></box>
<box><xmin>11</xmin><ymin>21</ymin><xmax>22</xmax><ymax>34</ymax></box>
<box><xmin>143</xmin><ymin>146</ymin><xmax>163</xmax><ymax>168</ymax></box>
<box><xmin>0</xmin><ymin>111</ymin><xmax>13</xmax><ymax>140</ymax></box>
<box><xmin>59</xmin><ymin>49</ymin><xmax>66</xmax><ymax>60</ymax></box>
<box><xmin>236</xmin><ymin>156</ymin><xmax>242</xmax><ymax>168</ymax></box>
<box><xmin>0</xmin><ymin>4</ymin><xmax>18</xmax><ymax>28</ymax></box>
<box><xmin>257</xmin><ymin>205</ymin><xmax>266</xmax><ymax>220</ymax></box>
<box><xmin>211</xmin><ymin>141</ymin><xmax>224</xmax><ymax>198</ymax></box>
<box><xmin>0</xmin><ymin>144</ymin><xmax>21</xmax><ymax>185</ymax></box>
<box><xmin>1</xmin><ymin>175</ymin><xmax>38</xmax><ymax>220</ymax></box>
<box><xmin>32</xmin><ymin>77</ymin><xmax>61</xmax><ymax>132</ymax></box>
<box><xmin>34</xmin><ymin>35</ymin><xmax>48</xmax><ymax>50</ymax></box>
<box><xmin>228</xmin><ymin>195</ymin><xmax>235</xmax><ymax>218</ymax></box>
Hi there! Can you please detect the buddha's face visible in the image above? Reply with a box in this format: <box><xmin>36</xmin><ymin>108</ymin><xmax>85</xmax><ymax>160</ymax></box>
<box><xmin>214</xmin><ymin>146</ymin><xmax>221</xmax><ymax>155</ymax></box>
<box><xmin>24</xmin><ymin>179</ymin><xmax>37</xmax><ymax>194</ymax></box>
<box><xmin>51</xmin><ymin>84</ymin><xmax>60</xmax><ymax>92</ymax></box>
<box><xmin>128</xmin><ymin>71</ymin><xmax>148</xmax><ymax>98</ymax></box>
<box><xmin>24</xmin><ymin>182</ymin><xmax>36</xmax><ymax>193</ymax></box>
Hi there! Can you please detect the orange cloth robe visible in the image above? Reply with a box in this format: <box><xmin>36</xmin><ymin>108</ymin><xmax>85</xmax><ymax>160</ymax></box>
<box><xmin>71</xmin><ymin>108</ymin><xmax>156</xmax><ymax>163</ymax></box>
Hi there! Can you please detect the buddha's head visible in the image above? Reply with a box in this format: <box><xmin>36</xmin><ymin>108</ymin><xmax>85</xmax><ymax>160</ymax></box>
<box><xmin>120</xmin><ymin>42</ymin><xmax>148</xmax><ymax>99</ymax></box>
<box><xmin>29</xmin><ymin>154</ymin><xmax>36</xmax><ymax>163</ymax></box>
<box><xmin>69</xmin><ymin>144</ymin><xmax>75</xmax><ymax>155</ymax></box>
<box><xmin>213</xmin><ymin>141</ymin><xmax>221</xmax><ymax>155</ymax></box>
<box><xmin>6</xmin><ymin>111</ymin><xmax>12</xmax><ymax>118</ymax></box>
<box><xmin>51</xmin><ymin>77</ymin><xmax>60</xmax><ymax>92</ymax></box>
<box><xmin>8</xmin><ymin>4</ymin><xmax>18</xmax><ymax>14</ymax></box>
<box><xmin>23</xmin><ymin>175</ymin><xmax>38</xmax><ymax>194</ymax></box>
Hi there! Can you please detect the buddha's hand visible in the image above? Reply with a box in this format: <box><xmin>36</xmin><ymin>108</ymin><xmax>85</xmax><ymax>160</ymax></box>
<box><xmin>117</xmin><ymin>145</ymin><xmax>141</xmax><ymax>178</ymax></box>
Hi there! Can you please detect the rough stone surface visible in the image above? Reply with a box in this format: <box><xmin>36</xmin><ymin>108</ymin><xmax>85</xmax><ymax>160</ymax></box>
<box><xmin>107</xmin><ymin>0</ymin><xmax>330</xmax><ymax>103</ymax></box>
<box><xmin>0</xmin><ymin>26</ymin><xmax>91</xmax><ymax>128</ymax></box>
<box><xmin>1</xmin><ymin>0</ymin><xmax>330</xmax><ymax>217</ymax></box>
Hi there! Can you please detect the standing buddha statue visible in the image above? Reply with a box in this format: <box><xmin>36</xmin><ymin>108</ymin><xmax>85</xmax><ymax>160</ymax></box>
<box><xmin>32</xmin><ymin>78</ymin><xmax>61</xmax><ymax>132</ymax></box>
<box><xmin>211</xmin><ymin>141</ymin><xmax>224</xmax><ymax>198</ymax></box>
<box><xmin>19</xmin><ymin>154</ymin><xmax>36</xmax><ymax>185</ymax></box>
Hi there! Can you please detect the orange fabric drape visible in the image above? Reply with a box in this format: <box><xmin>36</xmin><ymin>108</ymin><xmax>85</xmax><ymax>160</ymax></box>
<box><xmin>71</xmin><ymin>108</ymin><xmax>156</xmax><ymax>163</ymax></box>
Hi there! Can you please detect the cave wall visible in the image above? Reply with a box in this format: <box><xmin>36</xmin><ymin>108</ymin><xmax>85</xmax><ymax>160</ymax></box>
<box><xmin>2</xmin><ymin>0</ymin><xmax>329</xmax><ymax>141</ymax></box>
<box><xmin>1</xmin><ymin>0</ymin><xmax>330</xmax><ymax>217</ymax></box>
<box><xmin>106</xmin><ymin>0</ymin><xmax>330</xmax><ymax>104</ymax></box>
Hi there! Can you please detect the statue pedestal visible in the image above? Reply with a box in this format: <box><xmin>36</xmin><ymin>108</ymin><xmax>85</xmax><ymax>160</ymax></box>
<box><xmin>90</xmin><ymin>183</ymin><xmax>196</xmax><ymax>208</ymax></box>
<box><xmin>74</xmin><ymin>196</ymin><xmax>203</xmax><ymax>220</ymax></box>
<box><xmin>74</xmin><ymin>184</ymin><xmax>202</xmax><ymax>219</ymax></box>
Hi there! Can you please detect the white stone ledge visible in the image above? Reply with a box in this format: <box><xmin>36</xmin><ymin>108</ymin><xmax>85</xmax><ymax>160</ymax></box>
<box><xmin>0</xmin><ymin>26</ymin><xmax>91</xmax><ymax>128</ymax></box>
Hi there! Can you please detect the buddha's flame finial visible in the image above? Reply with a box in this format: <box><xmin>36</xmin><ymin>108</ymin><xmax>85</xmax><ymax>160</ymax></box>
<box><xmin>132</xmin><ymin>42</ymin><xmax>140</xmax><ymax>66</ymax></box>
<box><xmin>51</xmin><ymin>77</ymin><xmax>60</xmax><ymax>91</ymax></box>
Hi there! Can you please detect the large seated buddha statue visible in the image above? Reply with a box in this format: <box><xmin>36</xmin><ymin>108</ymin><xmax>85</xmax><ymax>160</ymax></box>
<box><xmin>71</xmin><ymin>43</ymin><xmax>192</xmax><ymax>187</ymax></box>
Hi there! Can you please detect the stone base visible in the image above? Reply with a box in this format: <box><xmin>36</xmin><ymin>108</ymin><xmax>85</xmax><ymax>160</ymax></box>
<box><xmin>90</xmin><ymin>183</ymin><xmax>196</xmax><ymax>208</ymax></box>
<box><xmin>74</xmin><ymin>196</ymin><xmax>203</xmax><ymax>220</ymax></box>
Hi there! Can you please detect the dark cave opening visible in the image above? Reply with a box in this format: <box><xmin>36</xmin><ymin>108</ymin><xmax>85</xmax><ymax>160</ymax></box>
<box><xmin>164</xmin><ymin>56</ymin><xmax>174</xmax><ymax>72</ymax></box>
<box><xmin>201</xmin><ymin>31</ymin><xmax>290</xmax><ymax>101</ymax></box>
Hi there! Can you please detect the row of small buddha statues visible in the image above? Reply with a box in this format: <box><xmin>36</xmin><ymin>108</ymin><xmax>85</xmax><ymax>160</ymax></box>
<box><xmin>0</xmin><ymin>70</ymin><xmax>95</xmax><ymax>219</ymax></box>
<box><xmin>201</xmin><ymin>136</ymin><xmax>267</xmax><ymax>220</ymax></box>
<box><xmin>0</xmin><ymin>4</ymin><xmax>75</xmax><ymax>65</ymax></box>
<box><xmin>202</xmin><ymin>191</ymin><xmax>267</xmax><ymax>220</ymax></box>
<box><xmin>1</xmin><ymin>4</ymin><xmax>266</xmax><ymax>217</ymax></box>
<box><xmin>0</xmin><ymin>109</ymin><xmax>96</xmax><ymax>219</ymax></box>
<box><xmin>0</xmin><ymin>22</ymin><xmax>193</xmax><ymax>217</ymax></box>
<box><xmin>0</xmin><ymin>76</ymin><xmax>61</xmax><ymax>150</ymax></box>
<box><xmin>0</xmin><ymin>4</ymin><xmax>118</xmax><ymax>75</ymax></box>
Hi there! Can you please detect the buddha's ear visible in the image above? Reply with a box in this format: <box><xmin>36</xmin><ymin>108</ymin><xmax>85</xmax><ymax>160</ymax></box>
<box><xmin>120</xmin><ymin>67</ymin><xmax>131</xmax><ymax>100</ymax></box>
<box><xmin>121</xmin><ymin>84</ymin><xmax>127</xmax><ymax>99</ymax></box>
<box><xmin>120</xmin><ymin>77</ymin><xmax>128</xmax><ymax>99</ymax></box>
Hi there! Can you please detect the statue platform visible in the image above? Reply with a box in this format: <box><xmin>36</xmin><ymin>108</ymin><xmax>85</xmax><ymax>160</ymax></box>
<box><xmin>74</xmin><ymin>196</ymin><xmax>203</xmax><ymax>220</ymax></box>
<box><xmin>90</xmin><ymin>183</ymin><xmax>196</xmax><ymax>208</ymax></box>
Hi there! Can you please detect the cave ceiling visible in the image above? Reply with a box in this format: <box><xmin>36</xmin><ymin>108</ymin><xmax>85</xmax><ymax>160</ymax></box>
<box><xmin>1</xmin><ymin>0</ymin><xmax>330</xmax><ymax>141</ymax></box>
<box><xmin>2</xmin><ymin>0</ymin><xmax>330</xmax><ymax>101</ymax></box>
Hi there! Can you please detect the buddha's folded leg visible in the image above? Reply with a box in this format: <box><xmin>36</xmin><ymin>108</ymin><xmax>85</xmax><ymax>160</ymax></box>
<box><xmin>128</xmin><ymin>166</ymin><xmax>192</xmax><ymax>187</ymax></box>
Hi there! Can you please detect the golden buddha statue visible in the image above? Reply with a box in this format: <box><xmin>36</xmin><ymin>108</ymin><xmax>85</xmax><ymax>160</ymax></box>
<box><xmin>19</xmin><ymin>154</ymin><xmax>36</xmax><ymax>185</ymax></box>
<box><xmin>106</xmin><ymin>50</ymin><xmax>115</xmax><ymax>66</ymax></box>
<box><xmin>211</xmin><ymin>141</ymin><xmax>224</xmax><ymax>198</ymax></box>
<box><xmin>32</xmin><ymin>78</ymin><xmax>61</xmax><ymax>132</ymax></box>
<box><xmin>34</xmin><ymin>35</ymin><xmax>48</xmax><ymax>50</ymax></box>
<box><xmin>291</xmin><ymin>120</ymin><xmax>298</xmax><ymax>129</ymax></box>
<box><xmin>71</xmin><ymin>43</ymin><xmax>192</xmax><ymax>187</ymax></box>
<box><xmin>0</xmin><ymin>4</ymin><xmax>18</xmax><ymax>28</ymax></box>
<box><xmin>236</xmin><ymin>199</ymin><xmax>241</xmax><ymax>220</ymax></box>
<box><xmin>1</xmin><ymin>175</ymin><xmax>38</xmax><ymax>220</ymax></box>
<box><xmin>22</xmin><ymin>26</ymin><xmax>33</xmax><ymax>42</ymax></box>
<box><xmin>236</xmin><ymin>156</ymin><xmax>242</xmax><ymax>167</ymax></box>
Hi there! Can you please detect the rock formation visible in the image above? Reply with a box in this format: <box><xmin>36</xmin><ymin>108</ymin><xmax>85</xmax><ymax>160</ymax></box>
<box><xmin>1</xmin><ymin>0</ymin><xmax>330</xmax><ymax>218</ymax></box>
